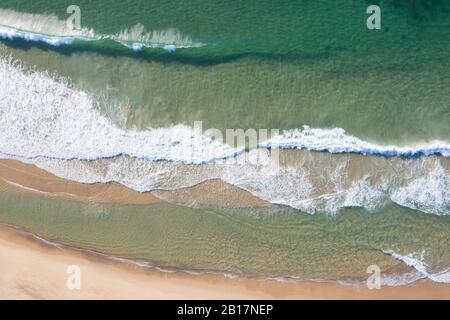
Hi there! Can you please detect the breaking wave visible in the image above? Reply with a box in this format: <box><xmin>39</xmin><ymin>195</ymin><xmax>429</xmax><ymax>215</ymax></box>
<box><xmin>0</xmin><ymin>8</ymin><xmax>202</xmax><ymax>51</ymax></box>
<box><xmin>383</xmin><ymin>250</ymin><xmax>450</xmax><ymax>284</ymax></box>
<box><xmin>0</xmin><ymin>54</ymin><xmax>449</xmax><ymax>215</ymax></box>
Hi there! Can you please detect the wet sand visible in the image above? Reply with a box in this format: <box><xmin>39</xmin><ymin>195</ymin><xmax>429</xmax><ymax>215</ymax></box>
<box><xmin>0</xmin><ymin>159</ymin><xmax>449</xmax><ymax>299</ymax></box>
<box><xmin>0</xmin><ymin>159</ymin><xmax>161</xmax><ymax>205</ymax></box>
<box><xmin>0</xmin><ymin>224</ymin><xmax>449</xmax><ymax>300</ymax></box>
<box><xmin>0</xmin><ymin>159</ymin><xmax>269</xmax><ymax>207</ymax></box>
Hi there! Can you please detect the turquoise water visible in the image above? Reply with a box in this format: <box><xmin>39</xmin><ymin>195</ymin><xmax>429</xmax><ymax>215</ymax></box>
<box><xmin>0</xmin><ymin>1</ymin><xmax>449</xmax><ymax>284</ymax></box>
<box><xmin>0</xmin><ymin>1</ymin><xmax>449</xmax><ymax>142</ymax></box>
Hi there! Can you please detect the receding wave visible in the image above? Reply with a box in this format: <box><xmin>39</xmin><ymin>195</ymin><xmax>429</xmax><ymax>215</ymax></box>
<box><xmin>0</xmin><ymin>8</ymin><xmax>203</xmax><ymax>51</ymax></box>
<box><xmin>383</xmin><ymin>250</ymin><xmax>450</xmax><ymax>284</ymax></box>
<box><xmin>0</xmin><ymin>54</ymin><xmax>449</xmax><ymax>215</ymax></box>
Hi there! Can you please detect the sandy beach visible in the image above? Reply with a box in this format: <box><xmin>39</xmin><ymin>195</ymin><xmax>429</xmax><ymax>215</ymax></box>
<box><xmin>0</xmin><ymin>224</ymin><xmax>449</xmax><ymax>300</ymax></box>
<box><xmin>0</xmin><ymin>159</ymin><xmax>449</xmax><ymax>300</ymax></box>
<box><xmin>1</xmin><ymin>1</ymin><xmax>449</xmax><ymax>301</ymax></box>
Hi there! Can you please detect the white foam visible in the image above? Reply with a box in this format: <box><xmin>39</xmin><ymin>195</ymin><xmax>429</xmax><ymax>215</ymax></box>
<box><xmin>0</xmin><ymin>55</ymin><xmax>449</xmax><ymax>215</ymax></box>
<box><xmin>21</xmin><ymin>154</ymin><xmax>449</xmax><ymax>216</ymax></box>
<box><xmin>0</xmin><ymin>25</ymin><xmax>78</xmax><ymax>47</ymax></box>
<box><xmin>381</xmin><ymin>271</ymin><xmax>426</xmax><ymax>286</ymax></box>
<box><xmin>296</xmin><ymin>176</ymin><xmax>386</xmax><ymax>215</ymax></box>
<box><xmin>0</xmin><ymin>55</ymin><xmax>236</xmax><ymax>164</ymax></box>
<box><xmin>222</xmin><ymin>161</ymin><xmax>314</xmax><ymax>209</ymax></box>
<box><xmin>0</xmin><ymin>9</ymin><xmax>202</xmax><ymax>50</ymax></box>
<box><xmin>0</xmin><ymin>8</ymin><xmax>95</xmax><ymax>37</ymax></box>
<box><xmin>390</xmin><ymin>160</ymin><xmax>450</xmax><ymax>215</ymax></box>
<box><xmin>265</xmin><ymin>126</ymin><xmax>450</xmax><ymax>158</ymax></box>
<box><xmin>113</xmin><ymin>24</ymin><xmax>202</xmax><ymax>50</ymax></box>
<box><xmin>383</xmin><ymin>250</ymin><xmax>450</xmax><ymax>284</ymax></box>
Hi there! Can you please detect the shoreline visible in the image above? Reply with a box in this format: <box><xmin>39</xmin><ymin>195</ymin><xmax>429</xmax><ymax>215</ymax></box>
<box><xmin>0</xmin><ymin>159</ymin><xmax>269</xmax><ymax>208</ymax></box>
<box><xmin>0</xmin><ymin>158</ymin><xmax>449</xmax><ymax>299</ymax></box>
<box><xmin>0</xmin><ymin>223</ymin><xmax>449</xmax><ymax>300</ymax></box>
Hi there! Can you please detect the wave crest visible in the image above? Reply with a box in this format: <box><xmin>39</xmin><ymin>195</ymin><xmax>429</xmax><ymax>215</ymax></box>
<box><xmin>383</xmin><ymin>250</ymin><xmax>450</xmax><ymax>284</ymax></box>
<box><xmin>0</xmin><ymin>9</ymin><xmax>202</xmax><ymax>51</ymax></box>
<box><xmin>0</xmin><ymin>54</ymin><xmax>449</xmax><ymax>215</ymax></box>
<box><xmin>113</xmin><ymin>24</ymin><xmax>202</xmax><ymax>50</ymax></box>
<box><xmin>265</xmin><ymin>126</ymin><xmax>450</xmax><ymax>158</ymax></box>
<box><xmin>0</xmin><ymin>8</ymin><xmax>95</xmax><ymax>37</ymax></box>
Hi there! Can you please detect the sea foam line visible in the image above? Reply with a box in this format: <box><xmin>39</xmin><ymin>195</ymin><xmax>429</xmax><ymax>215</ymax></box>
<box><xmin>0</xmin><ymin>25</ymin><xmax>78</xmax><ymax>46</ymax></box>
<box><xmin>383</xmin><ymin>250</ymin><xmax>450</xmax><ymax>284</ymax></box>
<box><xmin>0</xmin><ymin>52</ymin><xmax>449</xmax><ymax>166</ymax></box>
<box><xmin>264</xmin><ymin>127</ymin><xmax>450</xmax><ymax>158</ymax></box>
<box><xmin>0</xmin><ymin>25</ymin><xmax>197</xmax><ymax>52</ymax></box>
<box><xmin>0</xmin><ymin>11</ymin><xmax>449</xmax><ymax>160</ymax></box>
<box><xmin>0</xmin><ymin>9</ymin><xmax>202</xmax><ymax>52</ymax></box>
<box><xmin>0</xmin><ymin>137</ymin><xmax>448</xmax><ymax>168</ymax></box>
<box><xmin>0</xmin><ymin>54</ymin><xmax>449</xmax><ymax>216</ymax></box>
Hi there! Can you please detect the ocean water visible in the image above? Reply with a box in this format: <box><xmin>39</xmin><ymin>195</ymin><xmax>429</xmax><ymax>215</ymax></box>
<box><xmin>0</xmin><ymin>192</ymin><xmax>449</xmax><ymax>284</ymax></box>
<box><xmin>0</xmin><ymin>1</ymin><xmax>449</xmax><ymax>285</ymax></box>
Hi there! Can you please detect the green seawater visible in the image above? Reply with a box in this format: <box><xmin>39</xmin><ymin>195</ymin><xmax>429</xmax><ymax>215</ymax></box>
<box><xmin>0</xmin><ymin>192</ymin><xmax>449</xmax><ymax>280</ymax></box>
<box><xmin>0</xmin><ymin>1</ymin><xmax>449</xmax><ymax>282</ymax></box>
<box><xmin>1</xmin><ymin>0</ymin><xmax>449</xmax><ymax>143</ymax></box>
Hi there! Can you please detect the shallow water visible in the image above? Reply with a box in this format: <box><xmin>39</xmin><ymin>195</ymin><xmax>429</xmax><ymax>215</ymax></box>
<box><xmin>0</xmin><ymin>1</ymin><xmax>449</xmax><ymax>142</ymax></box>
<box><xmin>0</xmin><ymin>192</ymin><xmax>448</xmax><ymax>283</ymax></box>
<box><xmin>0</xmin><ymin>1</ymin><xmax>449</xmax><ymax>285</ymax></box>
